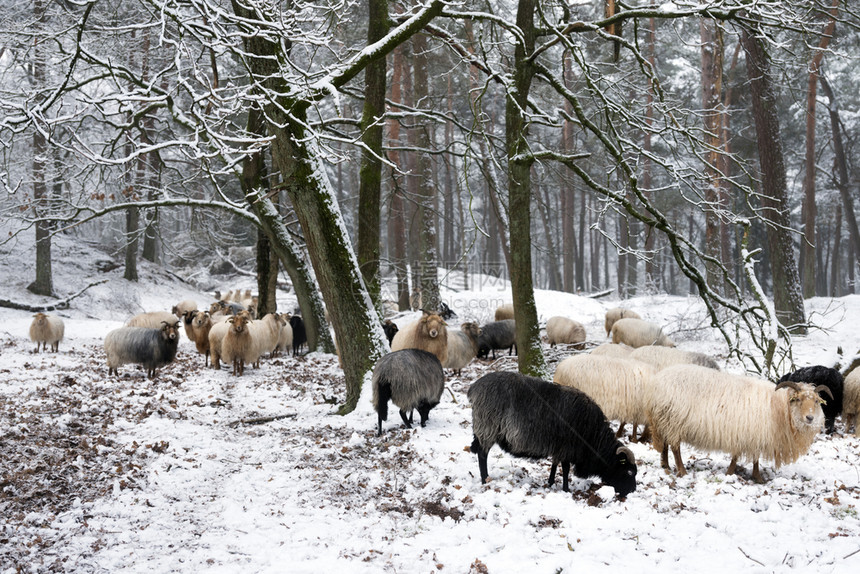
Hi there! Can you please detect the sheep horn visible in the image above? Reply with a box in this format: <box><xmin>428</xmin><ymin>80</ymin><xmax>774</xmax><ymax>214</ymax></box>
<box><xmin>616</xmin><ymin>446</ymin><xmax>636</xmax><ymax>466</ymax></box>
<box><xmin>775</xmin><ymin>381</ymin><xmax>802</xmax><ymax>393</ymax></box>
<box><xmin>813</xmin><ymin>385</ymin><xmax>834</xmax><ymax>400</ymax></box>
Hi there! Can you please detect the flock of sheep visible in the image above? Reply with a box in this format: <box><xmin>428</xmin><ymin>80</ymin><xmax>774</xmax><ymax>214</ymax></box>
<box><xmin>371</xmin><ymin>304</ymin><xmax>857</xmax><ymax>497</ymax></box>
<box><xmin>26</xmin><ymin>296</ymin><xmax>859</xmax><ymax>500</ymax></box>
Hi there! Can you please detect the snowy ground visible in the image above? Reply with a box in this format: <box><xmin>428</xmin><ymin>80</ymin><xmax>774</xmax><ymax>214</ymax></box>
<box><xmin>2</xmin><ymin>236</ymin><xmax>860</xmax><ymax>573</ymax></box>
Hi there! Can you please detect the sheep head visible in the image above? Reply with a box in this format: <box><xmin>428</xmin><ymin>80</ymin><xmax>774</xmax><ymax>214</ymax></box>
<box><xmin>419</xmin><ymin>310</ymin><xmax>446</xmax><ymax>339</ymax></box>
<box><xmin>776</xmin><ymin>381</ymin><xmax>826</xmax><ymax>430</ymax></box>
<box><xmin>160</xmin><ymin>321</ymin><xmax>180</xmax><ymax>341</ymax></box>
<box><xmin>604</xmin><ymin>445</ymin><xmax>637</xmax><ymax>498</ymax></box>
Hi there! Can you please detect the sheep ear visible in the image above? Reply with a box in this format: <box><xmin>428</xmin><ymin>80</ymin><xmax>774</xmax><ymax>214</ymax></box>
<box><xmin>616</xmin><ymin>446</ymin><xmax>636</xmax><ymax>466</ymax></box>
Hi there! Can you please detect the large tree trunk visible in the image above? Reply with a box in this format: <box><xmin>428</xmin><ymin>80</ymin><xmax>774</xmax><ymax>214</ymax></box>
<box><xmin>506</xmin><ymin>0</ymin><xmax>546</xmax><ymax>377</ymax></box>
<box><xmin>256</xmin><ymin>228</ymin><xmax>278</xmax><ymax>316</ymax></box>
<box><xmin>386</xmin><ymin>46</ymin><xmax>411</xmax><ymax>311</ymax></box>
<box><xmin>356</xmin><ymin>0</ymin><xmax>389</xmax><ymax>308</ymax></box>
<box><xmin>561</xmin><ymin>51</ymin><xmax>575</xmax><ymax>293</ymax></box>
<box><xmin>742</xmin><ymin>25</ymin><xmax>807</xmax><ymax>333</ymax></box>
<box><xmin>28</xmin><ymin>0</ymin><xmax>53</xmax><ymax>296</ymax></box>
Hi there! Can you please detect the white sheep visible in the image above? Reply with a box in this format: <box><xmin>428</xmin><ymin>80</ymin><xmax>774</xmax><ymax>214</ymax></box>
<box><xmin>604</xmin><ymin>307</ymin><xmax>641</xmax><ymax>336</ymax></box>
<box><xmin>171</xmin><ymin>300</ymin><xmax>197</xmax><ymax>319</ymax></box>
<box><xmin>842</xmin><ymin>369</ymin><xmax>860</xmax><ymax>436</ymax></box>
<box><xmin>208</xmin><ymin>320</ymin><xmax>232</xmax><ymax>369</ymax></box>
<box><xmin>221</xmin><ymin>312</ymin><xmax>258</xmax><ymax>376</ymax></box>
<box><xmin>647</xmin><ymin>364</ymin><xmax>830</xmax><ymax>482</ymax></box>
<box><xmin>248</xmin><ymin>313</ymin><xmax>283</xmax><ymax>366</ymax></box>
<box><xmin>127</xmin><ymin>311</ymin><xmax>181</xmax><ymax>332</ymax></box>
<box><xmin>590</xmin><ymin>343</ymin><xmax>633</xmax><ymax>358</ymax></box>
<box><xmin>629</xmin><ymin>345</ymin><xmax>719</xmax><ymax>371</ymax></box>
<box><xmin>29</xmin><ymin>313</ymin><xmax>65</xmax><ymax>353</ymax></box>
<box><xmin>610</xmin><ymin>317</ymin><xmax>675</xmax><ymax>348</ymax></box>
<box><xmin>274</xmin><ymin>314</ymin><xmax>293</xmax><ymax>356</ymax></box>
<box><xmin>545</xmin><ymin>316</ymin><xmax>586</xmax><ymax>349</ymax></box>
<box><xmin>442</xmin><ymin>322</ymin><xmax>482</xmax><ymax>375</ymax></box>
<box><xmin>553</xmin><ymin>354</ymin><xmax>656</xmax><ymax>442</ymax></box>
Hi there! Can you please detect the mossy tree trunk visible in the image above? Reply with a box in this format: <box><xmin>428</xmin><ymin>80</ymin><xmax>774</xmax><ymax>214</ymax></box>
<box><xmin>506</xmin><ymin>0</ymin><xmax>547</xmax><ymax>378</ymax></box>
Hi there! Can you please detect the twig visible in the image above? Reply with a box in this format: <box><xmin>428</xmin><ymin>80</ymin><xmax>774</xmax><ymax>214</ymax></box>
<box><xmin>0</xmin><ymin>279</ymin><xmax>108</xmax><ymax>312</ymax></box>
<box><xmin>738</xmin><ymin>547</ymin><xmax>765</xmax><ymax>566</ymax></box>
<box><xmin>227</xmin><ymin>413</ymin><xmax>297</xmax><ymax>427</ymax></box>
<box><xmin>445</xmin><ymin>385</ymin><xmax>458</xmax><ymax>404</ymax></box>
<box><xmin>843</xmin><ymin>547</ymin><xmax>860</xmax><ymax>560</ymax></box>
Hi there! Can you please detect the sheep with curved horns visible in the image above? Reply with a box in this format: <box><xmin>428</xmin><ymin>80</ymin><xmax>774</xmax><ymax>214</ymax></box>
<box><xmin>604</xmin><ymin>308</ymin><xmax>641</xmax><ymax>337</ymax></box>
<box><xmin>494</xmin><ymin>303</ymin><xmax>514</xmax><ymax>322</ymax></box>
<box><xmin>647</xmin><ymin>364</ymin><xmax>831</xmax><ymax>483</ymax></box>
<box><xmin>777</xmin><ymin>365</ymin><xmax>843</xmax><ymax>434</ymax></box>
<box><xmin>842</xmin><ymin>369</ymin><xmax>860</xmax><ymax>436</ymax></box>
<box><xmin>180</xmin><ymin>309</ymin><xmax>199</xmax><ymax>343</ymax></box>
<box><xmin>390</xmin><ymin>310</ymin><xmax>448</xmax><ymax>364</ymax></box>
<box><xmin>476</xmin><ymin>319</ymin><xmax>516</xmax><ymax>359</ymax></box>
<box><xmin>372</xmin><ymin>349</ymin><xmax>445</xmax><ymax>435</ymax></box>
<box><xmin>610</xmin><ymin>318</ymin><xmax>675</xmax><ymax>348</ymax></box>
<box><xmin>546</xmin><ymin>316</ymin><xmax>586</xmax><ymax>349</ymax></box>
<box><xmin>221</xmin><ymin>312</ymin><xmax>257</xmax><ymax>376</ymax></box>
<box><xmin>29</xmin><ymin>313</ymin><xmax>65</xmax><ymax>353</ymax></box>
<box><xmin>590</xmin><ymin>342</ymin><xmax>634</xmax><ymax>358</ymax></box>
<box><xmin>104</xmin><ymin>321</ymin><xmax>180</xmax><ymax>378</ymax></box>
<box><xmin>554</xmin><ymin>354</ymin><xmax>656</xmax><ymax>443</ymax></box>
<box><xmin>468</xmin><ymin>371</ymin><xmax>637</xmax><ymax>497</ymax></box>
<box><xmin>629</xmin><ymin>345</ymin><xmax>719</xmax><ymax>371</ymax></box>
<box><xmin>443</xmin><ymin>322</ymin><xmax>482</xmax><ymax>375</ymax></box>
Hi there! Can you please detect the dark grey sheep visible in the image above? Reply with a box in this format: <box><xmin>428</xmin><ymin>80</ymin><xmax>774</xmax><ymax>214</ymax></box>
<box><xmin>468</xmin><ymin>371</ymin><xmax>637</xmax><ymax>497</ymax></box>
<box><xmin>104</xmin><ymin>321</ymin><xmax>180</xmax><ymax>378</ymax></box>
<box><xmin>476</xmin><ymin>319</ymin><xmax>516</xmax><ymax>360</ymax></box>
<box><xmin>372</xmin><ymin>349</ymin><xmax>445</xmax><ymax>435</ymax></box>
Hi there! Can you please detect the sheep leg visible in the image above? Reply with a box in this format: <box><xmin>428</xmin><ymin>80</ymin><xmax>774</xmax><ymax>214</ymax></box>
<box><xmin>471</xmin><ymin>436</ymin><xmax>489</xmax><ymax>484</ymax></box>
<box><xmin>548</xmin><ymin>459</ymin><xmax>559</xmax><ymax>487</ymax></box>
<box><xmin>639</xmin><ymin>424</ymin><xmax>652</xmax><ymax>444</ymax></box>
<box><xmin>615</xmin><ymin>421</ymin><xmax>627</xmax><ymax>438</ymax></box>
<box><xmin>726</xmin><ymin>456</ymin><xmax>738</xmax><ymax>476</ymax></box>
<box><xmin>398</xmin><ymin>409</ymin><xmax>413</xmax><ymax>429</ymax></box>
<box><xmin>560</xmin><ymin>461</ymin><xmax>571</xmax><ymax>492</ymax></box>
<box><xmin>671</xmin><ymin>444</ymin><xmax>686</xmax><ymax>477</ymax></box>
<box><xmin>751</xmin><ymin>460</ymin><xmax>763</xmax><ymax>484</ymax></box>
<box><xmin>417</xmin><ymin>403</ymin><xmax>431</xmax><ymax>428</ymax></box>
<box><xmin>377</xmin><ymin>413</ymin><xmax>383</xmax><ymax>436</ymax></box>
<box><xmin>659</xmin><ymin>443</ymin><xmax>670</xmax><ymax>471</ymax></box>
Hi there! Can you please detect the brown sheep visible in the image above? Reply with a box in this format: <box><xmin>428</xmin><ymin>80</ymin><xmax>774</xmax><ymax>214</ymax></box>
<box><xmin>191</xmin><ymin>311</ymin><xmax>214</xmax><ymax>366</ymax></box>
<box><xmin>494</xmin><ymin>303</ymin><xmax>514</xmax><ymax>321</ymax></box>
<box><xmin>545</xmin><ymin>316</ymin><xmax>586</xmax><ymax>349</ymax></box>
<box><xmin>390</xmin><ymin>310</ymin><xmax>448</xmax><ymax>364</ymax></box>
<box><xmin>221</xmin><ymin>312</ymin><xmax>257</xmax><ymax>376</ymax></box>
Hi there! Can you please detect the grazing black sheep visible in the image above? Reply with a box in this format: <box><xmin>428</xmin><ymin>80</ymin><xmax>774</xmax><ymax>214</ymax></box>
<box><xmin>778</xmin><ymin>365</ymin><xmax>844</xmax><ymax>434</ymax></box>
<box><xmin>476</xmin><ymin>319</ymin><xmax>516</xmax><ymax>360</ymax></box>
<box><xmin>372</xmin><ymin>349</ymin><xmax>445</xmax><ymax>435</ymax></box>
<box><xmin>289</xmin><ymin>315</ymin><xmax>307</xmax><ymax>356</ymax></box>
<box><xmin>468</xmin><ymin>371</ymin><xmax>637</xmax><ymax>497</ymax></box>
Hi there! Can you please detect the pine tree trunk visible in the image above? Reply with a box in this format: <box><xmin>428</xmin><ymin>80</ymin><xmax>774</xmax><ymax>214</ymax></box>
<box><xmin>742</xmin><ymin>25</ymin><xmax>807</xmax><ymax>333</ymax></box>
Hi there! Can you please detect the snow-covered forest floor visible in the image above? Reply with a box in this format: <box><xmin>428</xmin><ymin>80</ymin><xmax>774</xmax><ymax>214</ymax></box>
<box><xmin>2</xmin><ymin>234</ymin><xmax>860</xmax><ymax>573</ymax></box>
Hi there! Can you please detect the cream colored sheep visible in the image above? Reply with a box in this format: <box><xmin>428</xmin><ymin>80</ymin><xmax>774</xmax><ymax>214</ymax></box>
<box><xmin>629</xmin><ymin>345</ymin><xmax>719</xmax><ymax>371</ymax></box>
<box><xmin>647</xmin><ymin>365</ymin><xmax>829</xmax><ymax>482</ymax></box>
<box><xmin>610</xmin><ymin>317</ymin><xmax>675</xmax><ymax>348</ymax></box>
<box><xmin>171</xmin><ymin>300</ymin><xmax>197</xmax><ymax>319</ymax></box>
<box><xmin>208</xmin><ymin>320</ymin><xmax>231</xmax><ymax>369</ymax></box>
<box><xmin>443</xmin><ymin>322</ymin><xmax>482</xmax><ymax>375</ymax></box>
<box><xmin>545</xmin><ymin>316</ymin><xmax>586</xmax><ymax>349</ymax></box>
<box><xmin>248</xmin><ymin>313</ymin><xmax>283</xmax><ymax>366</ymax></box>
<box><xmin>221</xmin><ymin>312</ymin><xmax>257</xmax><ymax>376</ymax></box>
<box><xmin>390</xmin><ymin>310</ymin><xmax>448</xmax><ymax>364</ymax></box>
<box><xmin>274</xmin><ymin>314</ymin><xmax>293</xmax><ymax>356</ymax></box>
<box><xmin>604</xmin><ymin>308</ymin><xmax>641</xmax><ymax>336</ymax></box>
<box><xmin>494</xmin><ymin>303</ymin><xmax>514</xmax><ymax>321</ymax></box>
<box><xmin>553</xmin><ymin>354</ymin><xmax>656</xmax><ymax>442</ymax></box>
<box><xmin>842</xmin><ymin>369</ymin><xmax>860</xmax><ymax>436</ymax></box>
<box><xmin>590</xmin><ymin>343</ymin><xmax>634</xmax><ymax>358</ymax></box>
<box><xmin>29</xmin><ymin>313</ymin><xmax>65</xmax><ymax>353</ymax></box>
<box><xmin>127</xmin><ymin>311</ymin><xmax>180</xmax><ymax>331</ymax></box>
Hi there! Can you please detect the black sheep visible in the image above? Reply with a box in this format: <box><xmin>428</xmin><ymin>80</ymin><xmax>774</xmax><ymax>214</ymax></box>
<box><xmin>476</xmin><ymin>319</ymin><xmax>516</xmax><ymax>359</ymax></box>
<box><xmin>372</xmin><ymin>349</ymin><xmax>444</xmax><ymax>435</ymax></box>
<box><xmin>382</xmin><ymin>319</ymin><xmax>399</xmax><ymax>345</ymax></box>
<box><xmin>289</xmin><ymin>315</ymin><xmax>307</xmax><ymax>356</ymax></box>
<box><xmin>778</xmin><ymin>365</ymin><xmax>844</xmax><ymax>433</ymax></box>
<box><xmin>467</xmin><ymin>371</ymin><xmax>637</xmax><ymax>497</ymax></box>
